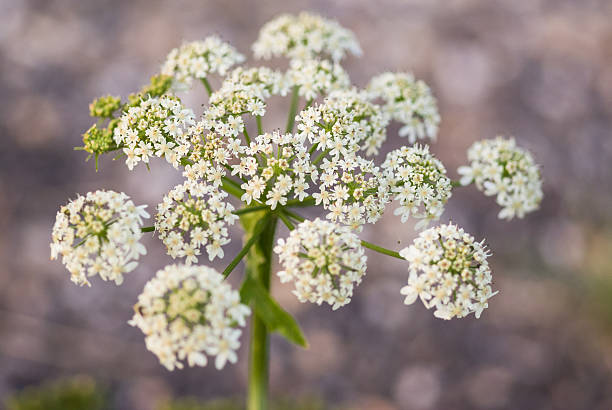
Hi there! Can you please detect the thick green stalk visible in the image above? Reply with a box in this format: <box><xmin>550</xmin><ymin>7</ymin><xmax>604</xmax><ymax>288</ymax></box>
<box><xmin>241</xmin><ymin>212</ymin><xmax>277</xmax><ymax>410</ymax></box>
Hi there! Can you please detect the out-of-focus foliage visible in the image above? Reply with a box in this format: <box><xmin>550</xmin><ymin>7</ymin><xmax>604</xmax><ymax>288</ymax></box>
<box><xmin>4</xmin><ymin>377</ymin><xmax>106</xmax><ymax>410</ymax></box>
<box><xmin>159</xmin><ymin>396</ymin><xmax>326</xmax><ymax>410</ymax></box>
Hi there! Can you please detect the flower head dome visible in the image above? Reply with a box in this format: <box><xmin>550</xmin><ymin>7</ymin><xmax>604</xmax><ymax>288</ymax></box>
<box><xmin>286</xmin><ymin>58</ymin><xmax>350</xmax><ymax>101</ymax></box>
<box><xmin>253</xmin><ymin>12</ymin><xmax>362</xmax><ymax>62</ymax></box>
<box><xmin>296</xmin><ymin>88</ymin><xmax>389</xmax><ymax>157</ymax></box>
<box><xmin>382</xmin><ymin>144</ymin><xmax>452</xmax><ymax>229</ymax></box>
<box><xmin>155</xmin><ymin>181</ymin><xmax>238</xmax><ymax>263</ymax></box>
<box><xmin>50</xmin><ymin>190</ymin><xmax>149</xmax><ymax>286</ymax></box>
<box><xmin>161</xmin><ymin>37</ymin><xmax>245</xmax><ymax>91</ymax></box>
<box><xmin>458</xmin><ymin>136</ymin><xmax>543</xmax><ymax>220</ymax></box>
<box><xmin>113</xmin><ymin>95</ymin><xmax>195</xmax><ymax>170</ymax></box>
<box><xmin>203</xmin><ymin>66</ymin><xmax>287</xmax><ymax>138</ymax></box>
<box><xmin>313</xmin><ymin>154</ymin><xmax>389</xmax><ymax>229</ymax></box>
<box><xmin>274</xmin><ymin>219</ymin><xmax>367</xmax><ymax>310</ymax></box>
<box><xmin>231</xmin><ymin>131</ymin><xmax>317</xmax><ymax>209</ymax></box>
<box><xmin>368</xmin><ymin>72</ymin><xmax>440</xmax><ymax>144</ymax></box>
<box><xmin>129</xmin><ymin>264</ymin><xmax>250</xmax><ymax>371</ymax></box>
<box><xmin>399</xmin><ymin>223</ymin><xmax>496</xmax><ymax>320</ymax></box>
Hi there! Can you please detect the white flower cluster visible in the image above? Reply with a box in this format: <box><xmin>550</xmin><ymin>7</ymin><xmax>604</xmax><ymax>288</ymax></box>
<box><xmin>182</xmin><ymin>124</ymin><xmax>236</xmax><ymax>186</ymax></box>
<box><xmin>400</xmin><ymin>223</ymin><xmax>496</xmax><ymax>320</ymax></box>
<box><xmin>458</xmin><ymin>137</ymin><xmax>543</xmax><ymax>220</ymax></box>
<box><xmin>114</xmin><ymin>96</ymin><xmax>195</xmax><ymax>170</ymax></box>
<box><xmin>286</xmin><ymin>58</ymin><xmax>350</xmax><ymax>101</ymax></box>
<box><xmin>129</xmin><ymin>264</ymin><xmax>250</xmax><ymax>371</ymax></box>
<box><xmin>161</xmin><ymin>37</ymin><xmax>245</xmax><ymax>91</ymax></box>
<box><xmin>50</xmin><ymin>190</ymin><xmax>149</xmax><ymax>286</ymax></box>
<box><xmin>253</xmin><ymin>12</ymin><xmax>362</xmax><ymax>62</ymax></box>
<box><xmin>274</xmin><ymin>219</ymin><xmax>367</xmax><ymax>310</ymax></box>
<box><xmin>382</xmin><ymin>144</ymin><xmax>452</xmax><ymax>229</ymax></box>
<box><xmin>155</xmin><ymin>181</ymin><xmax>237</xmax><ymax>263</ymax></box>
<box><xmin>203</xmin><ymin>66</ymin><xmax>287</xmax><ymax>136</ymax></box>
<box><xmin>314</xmin><ymin>155</ymin><xmax>389</xmax><ymax>230</ymax></box>
<box><xmin>296</xmin><ymin>88</ymin><xmax>389</xmax><ymax>157</ymax></box>
<box><xmin>368</xmin><ymin>72</ymin><xmax>440</xmax><ymax>144</ymax></box>
<box><xmin>233</xmin><ymin>131</ymin><xmax>317</xmax><ymax>209</ymax></box>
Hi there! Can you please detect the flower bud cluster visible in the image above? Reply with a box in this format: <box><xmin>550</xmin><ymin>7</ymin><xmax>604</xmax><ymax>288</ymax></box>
<box><xmin>400</xmin><ymin>223</ymin><xmax>496</xmax><ymax>319</ymax></box>
<box><xmin>253</xmin><ymin>12</ymin><xmax>362</xmax><ymax>62</ymax></box>
<box><xmin>129</xmin><ymin>264</ymin><xmax>250</xmax><ymax>371</ymax></box>
<box><xmin>382</xmin><ymin>144</ymin><xmax>452</xmax><ymax>229</ymax></box>
<box><xmin>114</xmin><ymin>96</ymin><xmax>196</xmax><ymax>170</ymax></box>
<box><xmin>368</xmin><ymin>72</ymin><xmax>440</xmax><ymax>144</ymax></box>
<box><xmin>50</xmin><ymin>190</ymin><xmax>149</xmax><ymax>286</ymax></box>
<box><xmin>161</xmin><ymin>37</ymin><xmax>245</xmax><ymax>91</ymax></box>
<box><xmin>274</xmin><ymin>219</ymin><xmax>367</xmax><ymax>310</ymax></box>
<box><xmin>155</xmin><ymin>181</ymin><xmax>237</xmax><ymax>264</ymax></box>
<box><xmin>458</xmin><ymin>137</ymin><xmax>543</xmax><ymax>220</ymax></box>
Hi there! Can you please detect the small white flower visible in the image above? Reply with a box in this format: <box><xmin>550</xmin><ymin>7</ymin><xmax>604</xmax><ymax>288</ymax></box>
<box><xmin>50</xmin><ymin>190</ymin><xmax>148</xmax><ymax>286</ymax></box>
<box><xmin>114</xmin><ymin>96</ymin><xmax>195</xmax><ymax>170</ymax></box>
<box><xmin>155</xmin><ymin>181</ymin><xmax>237</xmax><ymax>263</ymax></box>
<box><xmin>286</xmin><ymin>58</ymin><xmax>350</xmax><ymax>101</ymax></box>
<box><xmin>382</xmin><ymin>144</ymin><xmax>452</xmax><ymax>228</ymax></box>
<box><xmin>129</xmin><ymin>264</ymin><xmax>250</xmax><ymax>371</ymax></box>
<box><xmin>253</xmin><ymin>12</ymin><xmax>362</xmax><ymax>62</ymax></box>
<box><xmin>274</xmin><ymin>218</ymin><xmax>367</xmax><ymax>310</ymax></box>
<box><xmin>399</xmin><ymin>223</ymin><xmax>497</xmax><ymax>319</ymax></box>
<box><xmin>368</xmin><ymin>72</ymin><xmax>440</xmax><ymax>144</ymax></box>
<box><xmin>161</xmin><ymin>37</ymin><xmax>245</xmax><ymax>91</ymax></box>
<box><xmin>458</xmin><ymin>136</ymin><xmax>543</xmax><ymax>220</ymax></box>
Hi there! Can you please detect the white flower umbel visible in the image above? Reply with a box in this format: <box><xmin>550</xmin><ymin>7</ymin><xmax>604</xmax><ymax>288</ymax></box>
<box><xmin>314</xmin><ymin>154</ymin><xmax>389</xmax><ymax>230</ymax></box>
<box><xmin>296</xmin><ymin>88</ymin><xmax>389</xmax><ymax>157</ymax></box>
<box><xmin>50</xmin><ymin>190</ymin><xmax>149</xmax><ymax>286</ymax></box>
<box><xmin>232</xmin><ymin>131</ymin><xmax>317</xmax><ymax>209</ymax></box>
<box><xmin>457</xmin><ymin>136</ymin><xmax>543</xmax><ymax>220</ymax></box>
<box><xmin>399</xmin><ymin>223</ymin><xmax>496</xmax><ymax>320</ymax></box>
<box><xmin>275</xmin><ymin>219</ymin><xmax>367</xmax><ymax>310</ymax></box>
<box><xmin>286</xmin><ymin>58</ymin><xmax>350</xmax><ymax>101</ymax></box>
<box><xmin>203</xmin><ymin>66</ymin><xmax>287</xmax><ymax>137</ymax></box>
<box><xmin>161</xmin><ymin>37</ymin><xmax>245</xmax><ymax>91</ymax></box>
<box><xmin>382</xmin><ymin>144</ymin><xmax>452</xmax><ymax>229</ymax></box>
<box><xmin>129</xmin><ymin>264</ymin><xmax>250</xmax><ymax>371</ymax></box>
<box><xmin>155</xmin><ymin>181</ymin><xmax>238</xmax><ymax>263</ymax></box>
<box><xmin>368</xmin><ymin>72</ymin><xmax>440</xmax><ymax>144</ymax></box>
<box><xmin>253</xmin><ymin>12</ymin><xmax>362</xmax><ymax>62</ymax></box>
<box><xmin>113</xmin><ymin>95</ymin><xmax>195</xmax><ymax>170</ymax></box>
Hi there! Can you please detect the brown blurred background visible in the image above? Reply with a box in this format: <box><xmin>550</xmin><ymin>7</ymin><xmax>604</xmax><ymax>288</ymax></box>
<box><xmin>1</xmin><ymin>0</ymin><xmax>612</xmax><ymax>409</ymax></box>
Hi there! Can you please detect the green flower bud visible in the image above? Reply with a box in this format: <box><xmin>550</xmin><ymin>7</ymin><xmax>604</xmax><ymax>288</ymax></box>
<box><xmin>140</xmin><ymin>74</ymin><xmax>173</xmax><ymax>97</ymax></box>
<box><xmin>89</xmin><ymin>95</ymin><xmax>121</xmax><ymax>118</ymax></box>
<box><xmin>82</xmin><ymin>124</ymin><xmax>116</xmax><ymax>155</ymax></box>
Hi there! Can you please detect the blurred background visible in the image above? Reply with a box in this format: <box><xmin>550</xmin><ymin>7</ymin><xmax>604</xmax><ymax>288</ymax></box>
<box><xmin>1</xmin><ymin>0</ymin><xmax>612</xmax><ymax>409</ymax></box>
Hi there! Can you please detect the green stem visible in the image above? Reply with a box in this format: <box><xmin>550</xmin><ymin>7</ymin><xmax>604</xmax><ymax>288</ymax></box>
<box><xmin>201</xmin><ymin>78</ymin><xmax>213</xmax><ymax>96</ymax></box>
<box><xmin>280</xmin><ymin>210</ymin><xmax>405</xmax><ymax>261</ymax></box>
<box><xmin>242</xmin><ymin>213</ymin><xmax>277</xmax><ymax>410</ymax></box>
<box><xmin>256</xmin><ymin>116</ymin><xmax>263</xmax><ymax>135</ymax></box>
<box><xmin>285</xmin><ymin>197</ymin><xmax>315</xmax><ymax>208</ymax></box>
<box><xmin>233</xmin><ymin>204</ymin><xmax>270</xmax><ymax>215</ymax></box>
<box><xmin>244</xmin><ymin>127</ymin><xmax>252</xmax><ymax>146</ymax></box>
<box><xmin>361</xmin><ymin>240</ymin><xmax>404</xmax><ymax>260</ymax></box>
<box><xmin>222</xmin><ymin>218</ymin><xmax>267</xmax><ymax>277</ymax></box>
<box><xmin>277</xmin><ymin>211</ymin><xmax>295</xmax><ymax>231</ymax></box>
<box><xmin>285</xmin><ymin>86</ymin><xmax>299</xmax><ymax>134</ymax></box>
<box><xmin>141</xmin><ymin>226</ymin><xmax>155</xmax><ymax>233</ymax></box>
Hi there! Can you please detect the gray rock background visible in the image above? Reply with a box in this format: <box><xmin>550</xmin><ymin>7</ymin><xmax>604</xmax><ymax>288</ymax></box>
<box><xmin>1</xmin><ymin>0</ymin><xmax>612</xmax><ymax>409</ymax></box>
